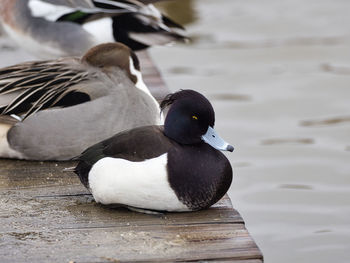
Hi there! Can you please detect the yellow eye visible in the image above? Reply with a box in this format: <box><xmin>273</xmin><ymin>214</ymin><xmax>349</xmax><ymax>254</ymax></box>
<box><xmin>192</xmin><ymin>115</ymin><xmax>198</xmax><ymax>120</ymax></box>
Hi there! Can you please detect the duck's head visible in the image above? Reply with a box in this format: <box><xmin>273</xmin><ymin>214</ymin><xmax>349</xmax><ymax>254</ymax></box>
<box><xmin>161</xmin><ymin>90</ymin><xmax>234</xmax><ymax>152</ymax></box>
<box><xmin>81</xmin><ymin>42</ymin><xmax>147</xmax><ymax>93</ymax></box>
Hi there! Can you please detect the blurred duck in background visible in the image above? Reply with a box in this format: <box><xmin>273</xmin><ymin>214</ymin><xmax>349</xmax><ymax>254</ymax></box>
<box><xmin>0</xmin><ymin>0</ymin><xmax>187</xmax><ymax>58</ymax></box>
<box><xmin>0</xmin><ymin>42</ymin><xmax>161</xmax><ymax>160</ymax></box>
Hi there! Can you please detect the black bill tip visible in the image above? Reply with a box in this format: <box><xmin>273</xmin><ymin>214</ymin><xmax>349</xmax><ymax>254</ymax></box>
<box><xmin>227</xmin><ymin>145</ymin><xmax>234</xmax><ymax>152</ymax></box>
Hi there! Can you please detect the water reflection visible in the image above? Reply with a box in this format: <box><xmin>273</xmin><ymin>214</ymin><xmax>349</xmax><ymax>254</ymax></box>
<box><xmin>314</xmin><ymin>229</ymin><xmax>332</xmax><ymax>234</ymax></box>
<box><xmin>279</xmin><ymin>184</ymin><xmax>313</xmax><ymax>190</ymax></box>
<box><xmin>300</xmin><ymin>116</ymin><xmax>350</xmax><ymax>127</ymax></box>
<box><xmin>167</xmin><ymin>66</ymin><xmax>195</xmax><ymax>74</ymax></box>
<box><xmin>261</xmin><ymin>138</ymin><xmax>314</xmax><ymax>145</ymax></box>
<box><xmin>321</xmin><ymin>63</ymin><xmax>350</xmax><ymax>75</ymax></box>
<box><xmin>208</xmin><ymin>93</ymin><xmax>251</xmax><ymax>102</ymax></box>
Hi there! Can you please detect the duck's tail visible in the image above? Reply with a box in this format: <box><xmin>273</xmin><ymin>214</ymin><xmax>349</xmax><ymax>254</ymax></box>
<box><xmin>62</xmin><ymin>167</ymin><xmax>76</xmax><ymax>172</ymax></box>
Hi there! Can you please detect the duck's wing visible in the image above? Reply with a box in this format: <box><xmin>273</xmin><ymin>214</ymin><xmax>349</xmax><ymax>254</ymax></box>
<box><xmin>0</xmin><ymin>59</ymin><xmax>94</xmax><ymax>120</ymax></box>
<box><xmin>111</xmin><ymin>10</ymin><xmax>187</xmax><ymax>48</ymax></box>
<box><xmin>31</xmin><ymin>0</ymin><xmax>139</xmax><ymax>14</ymax></box>
<box><xmin>30</xmin><ymin>0</ymin><xmax>147</xmax><ymax>22</ymax></box>
<box><xmin>29</xmin><ymin>0</ymin><xmax>187</xmax><ymax>48</ymax></box>
<box><xmin>76</xmin><ymin>125</ymin><xmax>171</xmax><ymax>164</ymax></box>
<box><xmin>74</xmin><ymin>125</ymin><xmax>171</xmax><ymax>188</ymax></box>
<box><xmin>53</xmin><ymin>0</ymin><xmax>171</xmax><ymax>23</ymax></box>
<box><xmin>0</xmin><ymin>115</ymin><xmax>19</xmax><ymax>126</ymax></box>
<box><xmin>56</xmin><ymin>1</ymin><xmax>187</xmax><ymax>43</ymax></box>
<box><xmin>27</xmin><ymin>0</ymin><xmax>138</xmax><ymax>25</ymax></box>
<box><xmin>137</xmin><ymin>0</ymin><xmax>170</xmax><ymax>3</ymax></box>
<box><xmin>34</xmin><ymin>0</ymin><xmax>96</xmax><ymax>9</ymax></box>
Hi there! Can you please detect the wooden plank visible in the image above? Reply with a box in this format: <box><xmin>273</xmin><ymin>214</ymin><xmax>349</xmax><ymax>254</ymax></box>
<box><xmin>0</xmin><ymin>178</ymin><xmax>262</xmax><ymax>262</ymax></box>
<box><xmin>0</xmin><ymin>52</ymin><xmax>263</xmax><ymax>263</ymax></box>
<box><xmin>0</xmin><ymin>223</ymin><xmax>261</xmax><ymax>263</ymax></box>
<box><xmin>0</xmin><ymin>160</ymin><xmax>243</xmax><ymax>230</ymax></box>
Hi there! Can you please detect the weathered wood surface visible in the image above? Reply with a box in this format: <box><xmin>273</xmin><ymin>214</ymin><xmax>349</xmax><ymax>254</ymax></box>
<box><xmin>0</xmin><ymin>52</ymin><xmax>263</xmax><ymax>263</ymax></box>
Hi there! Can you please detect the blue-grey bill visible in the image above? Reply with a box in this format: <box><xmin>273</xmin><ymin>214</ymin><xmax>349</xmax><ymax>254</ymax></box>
<box><xmin>201</xmin><ymin>126</ymin><xmax>234</xmax><ymax>152</ymax></box>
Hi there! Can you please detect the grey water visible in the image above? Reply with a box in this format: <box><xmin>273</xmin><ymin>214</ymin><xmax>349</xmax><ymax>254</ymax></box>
<box><xmin>150</xmin><ymin>0</ymin><xmax>350</xmax><ymax>262</ymax></box>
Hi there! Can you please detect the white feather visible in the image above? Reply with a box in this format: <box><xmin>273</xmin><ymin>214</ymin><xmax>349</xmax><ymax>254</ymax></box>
<box><xmin>10</xmin><ymin>114</ymin><xmax>22</xmax><ymax>122</ymax></box>
<box><xmin>93</xmin><ymin>0</ymin><xmax>138</xmax><ymax>12</ymax></box>
<box><xmin>27</xmin><ymin>0</ymin><xmax>133</xmax><ymax>24</ymax></box>
<box><xmin>28</xmin><ymin>0</ymin><xmax>76</xmax><ymax>21</ymax></box>
<box><xmin>141</xmin><ymin>4</ymin><xmax>162</xmax><ymax>20</ymax></box>
<box><xmin>128</xmin><ymin>57</ymin><xmax>163</xmax><ymax>123</ymax></box>
<box><xmin>88</xmin><ymin>154</ymin><xmax>189</xmax><ymax>211</ymax></box>
<box><xmin>82</xmin><ymin>18</ymin><xmax>115</xmax><ymax>43</ymax></box>
<box><xmin>0</xmin><ymin>124</ymin><xmax>24</xmax><ymax>159</ymax></box>
<box><xmin>129</xmin><ymin>57</ymin><xmax>149</xmax><ymax>96</ymax></box>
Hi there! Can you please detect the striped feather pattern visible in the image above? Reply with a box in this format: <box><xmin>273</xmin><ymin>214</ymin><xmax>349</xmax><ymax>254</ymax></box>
<box><xmin>37</xmin><ymin>0</ymin><xmax>158</xmax><ymax>17</ymax></box>
<box><xmin>54</xmin><ymin>0</ymin><xmax>185</xmax><ymax>34</ymax></box>
<box><xmin>0</xmin><ymin>61</ymin><xmax>92</xmax><ymax>119</ymax></box>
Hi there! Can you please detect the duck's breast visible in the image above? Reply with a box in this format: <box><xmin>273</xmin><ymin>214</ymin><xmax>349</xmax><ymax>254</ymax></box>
<box><xmin>167</xmin><ymin>144</ymin><xmax>233</xmax><ymax>210</ymax></box>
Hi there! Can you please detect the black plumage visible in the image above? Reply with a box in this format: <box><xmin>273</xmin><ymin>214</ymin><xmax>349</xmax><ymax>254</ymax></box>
<box><xmin>73</xmin><ymin>89</ymin><xmax>233</xmax><ymax>211</ymax></box>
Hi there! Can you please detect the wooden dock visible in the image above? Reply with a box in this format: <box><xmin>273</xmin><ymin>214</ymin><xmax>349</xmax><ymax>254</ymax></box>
<box><xmin>0</xmin><ymin>52</ymin><xmax>263</xmax><ymax>263</ymax></box>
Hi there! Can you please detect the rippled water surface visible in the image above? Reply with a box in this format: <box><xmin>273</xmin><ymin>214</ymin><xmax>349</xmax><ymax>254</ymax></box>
<box><xmin>0</xmin><ymin>1</ymin><xmax>349</xmax><ymax>262</ymax></box>
<box><xmin>151</xmin><ymin>0</ymin><xmax>350</xmax><ymax>262</ymax></box>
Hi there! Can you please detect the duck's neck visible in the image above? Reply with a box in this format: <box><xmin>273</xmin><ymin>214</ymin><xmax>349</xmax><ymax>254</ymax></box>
<box><xmin>128</xmin><ymin>57</ymin><xmax>163</xmax><ymax>123</ymax></box>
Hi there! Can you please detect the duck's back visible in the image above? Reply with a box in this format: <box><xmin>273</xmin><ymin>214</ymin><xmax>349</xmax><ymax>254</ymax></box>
<box><xmin>7</xmin><ymin>86</ymin><xmax>160</xmax><ymax>160</ymax></box>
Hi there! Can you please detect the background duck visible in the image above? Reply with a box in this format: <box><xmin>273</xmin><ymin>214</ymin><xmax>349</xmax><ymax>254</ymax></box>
<box><xmin>0</xmin><ymin>42</ymin><xmax>161</xmax><ymax>160</ymax></box>
<box><xmin>0</xmin><ymin>0</ymin><xmax>187</xmax><ymax>58</ymax></box>
<box><xmin>72</xmin><ymin>89</ymin><xmax>233</xmax><ymax>212</ymax></box>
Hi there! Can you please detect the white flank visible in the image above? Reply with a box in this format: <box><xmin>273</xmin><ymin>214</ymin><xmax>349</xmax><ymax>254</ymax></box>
<box><xmin>28</xmin><ymin>0</ymin><xmax>75</xmax><ymax>21</ymax></box>
<box><xmin>88</xmin><ymin>154</ymin><xmax>189</xmax><ymax>212</ymax></box>
<box><xmin>82</xmin><ymin>18</ymin><xmax>115</xmax><ymax>44</ymax></box>
<box><xmin>0</xmin><ymin>124</ymin><xmax>24</xmax><ymax>159</ymax></box>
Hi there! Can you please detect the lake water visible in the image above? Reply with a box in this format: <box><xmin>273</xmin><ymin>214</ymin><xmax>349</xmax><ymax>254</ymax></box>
<box><xmin>0</xmin><ymin>1</ymin><xmax>349</xmax><ymax>262</ymax></box>
<box><xmin>151</xmin><ymin>0</ymin><xmax>350</xmax><ymax>262</ymax></box>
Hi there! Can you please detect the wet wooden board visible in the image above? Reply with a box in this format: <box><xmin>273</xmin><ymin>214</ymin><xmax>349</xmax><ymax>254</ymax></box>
<box><xmin>0</xmin><ymin>52</ymin><xmax>263</xmax><ymax>263</ymax></box>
